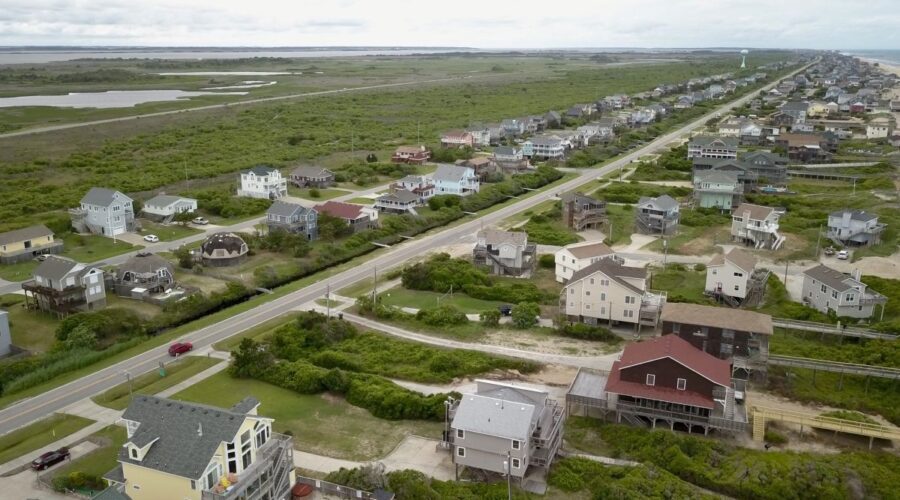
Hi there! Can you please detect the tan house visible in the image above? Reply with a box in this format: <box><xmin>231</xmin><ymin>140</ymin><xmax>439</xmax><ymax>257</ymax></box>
<box><xmin>704</xmin><ymin>248</ymin><xmax>766</xmax><ymax>307</ymax></box>
<box><xmin>554</xmin><ymin>241</ymin><xmax>619</xmax><ymax>283</ymax></box>
<box><xmin>100</xmin><ymin>395</ymin><xmax>295</xmax><ymax>500</ymax></box>
<box><xmin>559</xmin><ymin>259</ymin><xmax>666</xmax><ymax>329</ymax></box>
<box><xmin>730</xmin><ymin>203</ymin><xmax>783</xmax><ymax>250</ymax></box>
<box><xmin>0</xmin><ymin>224</ymin><xmax>63</xmax><ymax>264</ymax></box>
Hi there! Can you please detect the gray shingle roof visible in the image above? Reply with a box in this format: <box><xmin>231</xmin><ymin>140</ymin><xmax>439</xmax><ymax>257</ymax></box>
<box><xmin>144</xmin><ymin>195</ymin><xmax>195</xmax><ymax>208</ymax></box>
<box><xmin>379</xmin><ymin>190</ymin><xmax>419</xmax><ymax>204</ymax></box>
<box><xmin>829</xmin><ymin>209</ymin><xmax>878</xmax><ymax>222</ymax></box>
<box><xmin>493</xmin><ymin>146</ymin><xmax>518</xmax><ymax>156</ymax></box>
<box><xmin>115</xmin><ymin>253</ymin><xmax>175</xmax><ymax>281</ymax></box>
<box><xmin>33</xmin><ymin>255</ymin><xmax>80</xmax><ymax>282</ymax></box>
<box><xmin>802</xmin><ymin>264</ymin><xmax>856</xmax><ymax>292</ymax></box>
<box><xmin>81</xmin><ymin>187</ymin><xmax>131</xmax><ymax>207</ymax></box>
<box><xmin>452</xmin><ymin>394</ymin><xmax>535</xmax><ymax>441</ymax></box>
<box><xmin>638</xmin><ymin>194</ymin><xmax>678</xmax><ymax>211</ymax></box>
<box><xmin>244</xmin><ymin>165</ymin><xmax>279</xmax><ymax>176</ymax></box>
<box><xmin>120</xmin><ymin>395</ymin><xmax>260</xmax><ymax>479</ymax></box>
<box><xmin>0</xmin><ymin>224</ymin><xmax>54</xmax><ymax>246</ymax></box>
<box><xmin>433</xmin><ymin>164</ymin><xmax>472</xmax><ymax>183</ymax></box>
<box><xmin>478</xmin><ymin>229</ymin><xmax>528</xmax><ymax>246</ymax></box>
<box><xmin>267</xmin><ymin>200</ymin><xmax>311</xmax><ymax>218</ymax></box>
<box><xmin>568</xmin><ymin>259</ymin><xmax>647</xmax><ymax>294</ymax></box>
<box><xmin>689</xmin><ymin>135</ymin><xmax>738</xmax><ymax>149</ymax></box>
<box><xmin>291</xmin><ymin>166</ymin><xmax>333</xmax><ymax>179</ymax></box>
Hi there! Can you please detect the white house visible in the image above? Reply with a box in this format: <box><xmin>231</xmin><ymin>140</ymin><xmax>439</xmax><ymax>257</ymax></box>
<box><xmin>801</xmin><ymin>265</ymin><xmax>886</xmax><ymax>319</ymax></box>
<box><xmin>432</xmin><ymin>164</ymin><xmax>479</xmax><ymax>196</ymax></box>
<box><xmin>866</xmin><ymin>118</ymin><xmax>893</xmax><ymax>139</ymax></box>
<box><xmin>827</xmin><ymin>209</ymin><xmax>885</xmax><ymax>246</ymax></box>
<box><xmin>705</xmin><ymin>248</ymin><xmax>757</xmax><ymax>301</ymax></box>
<box><xmin>70</xmin><ymin>187</ymin><xmax>135</xmax><ymax>237</ymax></box>
<box><xmin>731</xmin><ymin>203</ymin><xmax>783</xmax><ymax>250</ymax></box>
<box><xmin>237</xmin><ymin>165</ymin><xmax>287</xmax><ymax>200</ymax></box>
<box><xmin>554</xmin><ymin>241</ymin><xmax>619</xmax><ymax>283</ymax></box>
<box><xmin>141</xmin><ymin>195</ymin><xmax>198</xmax><ymax>220</ymax></box>
<box><xmin>523</xmin><ymin>136</ymin><xmax>566</xmax><ymax>160</ymax></box>
<box><xmin>560</xmin><ymin>259</ymin><xmax>666</xmax><ymax>328</ymax></box>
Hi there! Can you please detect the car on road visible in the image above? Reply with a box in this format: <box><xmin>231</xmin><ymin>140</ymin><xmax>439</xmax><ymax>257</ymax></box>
<box><xmin>192</xmin><ymin>217</ymin><xmax>209</xmax><ymax>225</ymax></box>
<box><xmin>837</xmin><ymin>250</ymin><xmax>849</xmax><ymax>260</ymax></box>
<box><xmin>168</xmin><ymin>342</ymin><xmax>193</xmax><ymax>356</ymax></box>
<box><xmin>31</xmin><ymin>448</ymin><xmax>70</xmax><ymax>470</ymax></box>
<box><xmin>143</xmin><ymin>234</ymin><xmax>160</xmax><ymax>243</ymax></box>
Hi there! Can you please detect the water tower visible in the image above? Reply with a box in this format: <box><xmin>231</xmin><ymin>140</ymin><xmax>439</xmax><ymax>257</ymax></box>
<box><xmin>740</xmin><ymin>49</ymin><xmax>749</xmax><ymax>69</ymax></box>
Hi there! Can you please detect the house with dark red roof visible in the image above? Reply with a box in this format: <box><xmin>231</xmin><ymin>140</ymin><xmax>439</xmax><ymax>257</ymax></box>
<box><xmin>313</xmin><ymin>201</ymin><xmax>375</xmax><ymax>233</ymax></box>
<box><xmin>566</xmin><ymin>335</ymin><xmax>748</xmax><ymax>434</ymax></box>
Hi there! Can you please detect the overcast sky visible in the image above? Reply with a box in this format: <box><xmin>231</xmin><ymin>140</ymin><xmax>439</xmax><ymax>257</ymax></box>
<box><xmin>1</xmin><ymin>0</ymin><xmax>898</xmax><ymax>49</ymax></box>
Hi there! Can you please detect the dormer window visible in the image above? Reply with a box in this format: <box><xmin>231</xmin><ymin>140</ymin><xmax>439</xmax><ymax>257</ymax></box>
<box><xmin>130</xmin><ymin>447</ymin><xmax>138</xmax><ymax>459</ymax></box>
<box><xmin>646</xmin><ymin>374</ymin><xmax>656</xmax><ymax>386</ymax></box>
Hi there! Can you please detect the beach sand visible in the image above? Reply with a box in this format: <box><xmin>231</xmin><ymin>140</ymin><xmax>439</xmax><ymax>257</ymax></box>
<box><xmin>858</xmin><ymin>57</ymin><xmax>900</xmax><ymax>79</ymax></box>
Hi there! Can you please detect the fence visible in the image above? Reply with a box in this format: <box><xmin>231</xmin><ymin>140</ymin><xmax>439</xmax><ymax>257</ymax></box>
<box><xmin>294</xmin><ymin>475</ymin><xmax>385</xmax><ymax>500</ymax></box>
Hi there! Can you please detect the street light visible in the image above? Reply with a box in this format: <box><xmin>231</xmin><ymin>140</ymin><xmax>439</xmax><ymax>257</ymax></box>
<box><xmin>123</xmin><ymin>370</ymin><xmax>133</xmax><ymax>399</ymax></box>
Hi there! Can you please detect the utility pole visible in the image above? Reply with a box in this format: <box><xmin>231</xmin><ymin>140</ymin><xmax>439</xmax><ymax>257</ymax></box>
<box><xmin>814</xmin><ymin>223</ymin><xmax>822</xmax><ymax>259</ymax></box>
<box><xmin>326</xmin><ymin>282</ymin><xmax>331</xmax><ymax>319</ymax></box>
<box><xmin>417</xmin><ymin>121</ymin><xmax>421</xmax><ymax>145</ymax></box>
<box><xmin>783</xmin><ymin>260</ymin><xmax>789</xmax><ymax>284</ymax></box>
<box><xmin>372</xmin><ymin>265</ymin><xmax>378</xmax><ymax>305</ymax></box>
<box><xmin>505</xmin><ymin>451</ymin><xmax>512</xmax><ymax>500</ymax></box>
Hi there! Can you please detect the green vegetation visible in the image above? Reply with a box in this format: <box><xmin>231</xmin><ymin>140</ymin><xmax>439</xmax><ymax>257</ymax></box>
<box><xmin>173</xmin><ymin>371</ymin><xmax>441</xmax><ymax>461</ymax></box>
<box><xmin>49</xmin><ymin>425</ymin><xmax>126</xmax><ymax>493</ymax></box>
<box><xmin>58</xmin><ymin>233</ymin><xmax>141</xmax><ymax>263</ymax></box>
<box><xmin>642</xmin><ymin>207</ymin><xmax>731</xmax><ymax>255</ymax></box>
<box><xmin>287</xmin><ymin>186</ymin><xmax>351</xmax><ymax>200</ymax></box>
<box><xmin>0</xmin><ymin>294</ymin><xmax>59</xmax><ymax>352</ymax></box>
<box><xmin>522</xmin><ymin>204</ymin><xmax>581</xmax><ymax>245</ymax></box>
<box><xmin>213</xmin><ymin>313</ymin><xmax>302</xmax><ymax>351</ymax></box>
<box><xmin>0</xmin><ymin>413</ymin><xmax>93</xmax><ymax>465</ymax></box>
<box><xmin>92</xmin><ymin>356</ymin><xmax>222</xmax><ymax>410</ymax></box>
<box><xmin>378</xmin><ymin>287</ymin><xmax>505</xmax><ymax>313</ymax></box>
<box><xmin>137</xmin><ymin>220</ymin><xmax>202</xmax><ymax>241</ymax></box>
<box><xmin>566</xmin><ymin>417</ymin><xmax>900</xmax><ymax>499</ymax></box>
<box><xmin>549</xmin><ymin>458</ymin><xmax>717</xmax><ymax>499</ymax></box>
<box><xmin>820</xmin><ymin>410</ymin><xmax>879</xmax><ymax>425</ymax></box>
<box><xmin>0</xmin><ymin>259</ymin><xmax>39</xmax><ymax>281</ymax></box>
<box><xmin>647</xmin><ymin>264</ymin><xmax>712</xmax><ymax>304</ymax></box>
<box><xmin>627</xmin><ymin>145</ymin><xmax>693</xmax><ymax>181</ymax></box>
<box><xmin>591</xmin><ymin>181</ymin><xmax>691</xmax><ymax>204</ymax></box>
<box><xmin>769</xmin><ymin>331</ymin><xmax>900</xmax><ymax>368</ymax></box>
<box><xmin>604</xmin><ymin>204</ymin><xmax>635</xmax><ymax>246</ymax></box>
<box><xmin>759</xmin><ymin>274</ymin><xmax>834</xmax><ymax>323</ymax></box>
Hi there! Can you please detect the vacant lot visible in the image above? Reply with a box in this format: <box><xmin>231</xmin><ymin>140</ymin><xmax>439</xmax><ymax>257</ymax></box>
<box><xmin>0</xmin><ymin>413</ymin><xmax>94</xmax><ymax>465</ymax></box>
<box><xmin>172</xmin><ymin>371</ymin><xmax>442</xmax><ymax>461</ymax></box>
<box><xmin>378</xmin><ymin>287</ymin><xmax>506</xmax><ymax>313</ymax></box>
<box><xmin>48</xmin><ymin>424</ymin><xmax>126</xmax><ymax>484</ymax></box>
<box><xmin>0</xmin><ymin>294</ymin><xmax>59</xmax><ymax>353</ymax></box>
<box><xmin>137</xmin><ymin>220</ymin><xmax>203</xmax><ymax>242</ymax></box>
<box><xmin>92</xmin><ymin>356</ymin><xmax>221</xmax><ymax>410</ymax></box>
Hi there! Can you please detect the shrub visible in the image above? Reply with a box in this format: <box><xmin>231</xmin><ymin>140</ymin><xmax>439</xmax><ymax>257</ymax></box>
<box><xmin>764</xmin><ymin>429</ymin><xmax>787</xmax><ymax>445</ymax></box>
<box><xmin>512</xmin><ymin>302</ymin><xmax>540</xmax><ymax>329</ymax></box>
<box><xmin>538</xmin><ymin>254</ymin><xmax>555</xmax><ymax>269</ymax></box>
<box><xmin>415</xmin><ymin>305</ymin><xmax>469</xmax><ymax>326</ymax></box>
<box><xmin>480</xmin><ymin>309</ymin><xmax>500</xmax><ymax>327</ymax></box>
<box><xmin>52</xmin><ymin>472</ymin><xmax>106</xmax><ymax>493</ymax></box>
<box><xmin>308</xmin><ymin>188</ymin><xmax>321</xmax><ymax>198</ymax></box>
<box><xmin>558</xmin><ymin>323</ymin><xmax>620</xmax><ymax>342</ymax></box>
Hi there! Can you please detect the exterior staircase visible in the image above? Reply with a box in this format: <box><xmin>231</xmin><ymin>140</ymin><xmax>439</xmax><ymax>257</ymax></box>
<box><xmin>620</xmin><ymin>413</ymin><xmax>648</xmax><ymax>428</ymax></box>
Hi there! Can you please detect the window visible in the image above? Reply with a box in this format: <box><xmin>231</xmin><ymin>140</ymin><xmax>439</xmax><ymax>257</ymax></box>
<box><xmin>600</xmin><ymin>293</ymin><xmax>606</xmax><ymax>301</ymax></box>
<box><xmin>585</xmin><ymin>291</ymin><xmax>590</xmax><ymax>296</ymax></box>
<box><xmin>457</xmin><ymin>447</ymin><xmax>466</xmax><ymax>458</ymax></box>
<box><xmin>512</xmin><ymin>440</ymin><xmax>520</xmax><ymax>450</ymax></box>
<box><xmin>570</xmin><ymin>289</ymin><xmax>575</xmax><ymax>295</ymax></box>
<box><xmin>677</xmin><ymin>378</ymin><xmax>687</xmax><ymax>391</ymax></box>
<box><xmin>456</xmin><ymin>429</ymin><xmax>465</xmax><ymax>439</ymax></box>
<box><xmin>226</xmin><ymin>442</ymin><xmax>238</xmax><ymax>474</ymax></box>
<box><xmin>712</xmin><ymin>269</ymin><xmax>717</xmax><ymax>275</ymax></box>
<box><xmin>570</xmin><ymin>302</ymin><xmax>574</xmax><ymax>307</ymax></box>
<box><xmin>625</xmin><ymin>310</ymin><xmax>635</xmax><ymax>318</ymax></box>
<box><xmin>512</xmin><ymin>458</ymin><xmax>521</xmax><ymax>469</ymax></box>
<box><xmin>601</xmin><ymin>279</ymin><xmax>609</xmax><ymax>286</ymax></box>
<box><xmin>734</xmin><ymin>285</ymin><xmax>740</xmax><ymax>292</ymax></box>
<box><xmin>847</xmin><ymin>294</ymin><xmax>855</xmax><ymax>302</ymax></box>
<box><xmin>672</xmin><ymin>323</ymin><xmax>681</xmax><ymax>333</ymax></box>
<box><xmin>733</xmin><ymin>272</ymin><xmax>743</xmax><ymax>278</ymax></box>
<box><xmin>130</xmin><ymin>447</ymin><xmax>138</xmax><ymax>459</ymax></box>
<box><xmin>646</xmin><ymin>374</ymin><xmax>656</xmax><ymax>386</ymax></box>
<box><xmin>821</xmin><ymin>284</ymin><xmax>827</xmax><ymax>293</ymax></box>
<box><xmin>585</xmin><ymin>304</ymin><xmax>591</xmax><ymax>310</ymax></box>
<box><xmin>190</xmin><ymin>480</ymin><xmax>196</xmax><ymax>490</ymax></box>
<box><xmin>831</xmin><ymin>291</ymin><xmax>838</xmax><ymax>299</ymax></box>
<box><xmin>590</xmin><ymin>278</ymin><xmax>594</xmax><ymax>284</ymax></box>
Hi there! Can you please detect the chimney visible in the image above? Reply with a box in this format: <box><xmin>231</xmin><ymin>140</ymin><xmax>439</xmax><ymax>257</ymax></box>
<box><xmin>852</xmin><ymin>269</ymin><xmax>861</xmax><ymax>282</ymax></box>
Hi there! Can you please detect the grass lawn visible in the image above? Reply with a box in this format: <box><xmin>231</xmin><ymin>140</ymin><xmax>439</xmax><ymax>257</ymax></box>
<box><xmin>287</xmin><ymin>186</ymin><xmax>353</xmax><ymax>200</ymax></box>
<box><xmin>213</xmin><ymin>312</ymin><xmax>300</xmax><ymax>351</ymax></box>
<box><xmin>50</xmin><ymin>424</ymin><xmax>126</xmax><ymax>481</ymax></box>
<box><xmin>604</xmin><ymin>204</ymin><xmax>635</xmax><ymax>247</ymax></box>
<box><xmin>0</xmin><ymin>259</ymin><xmax>39</xmax><ymax>281</ymax></box>
<box><xmin>0</xmin><ymin>413</ymin><xmax>94</xmax><ymax>465</ymax></box>
<box><xmin>378</xmin><ymin>287</ymin><xmax>506</xmax><ymax>313</ymax></box>
<box><xmin>172</xmin><ymin>372</ymin><xmax>442</xmax><ymax>461</ymax></box>
<box><xmin>105</xmin><ymin>294</ymin><xmax>163</xmax><ymax>320</ymax></box>
<box><xmin>61</xmin><ymin>234</ymin><xmax>141</xmax><ymax>263</ymax></box>
<box><xmin>647</xmin><ymin>266</ymin><xmax>714</xmax><ymax>304</ymax></box>
<box><xmin>137</xmin><ymin>220</ymin><xmax>202</xmax><ymax>242</ymax></box>
<box><xmin>344</xmin><ymin>197</ymin><xmax>377</xmax><ymax>205</ymax></box>
<box><xmin>0</xmin><ymin>294</ymin><xmax>59</xmax><ymax>353</ymax></box>
<box><xmin>314</xmin><ymin>298</ymin><xmax>342</xmax><ymax>308</ymax></box>
<box><xmin>92</xmin><ymin>356</ymin><xmax>222</xmax><ymax>411</ymax></box>
<box><xmin>337</xmin><ymin>275</ymin><xmax>391</xmax><ymax>299</ymax></box>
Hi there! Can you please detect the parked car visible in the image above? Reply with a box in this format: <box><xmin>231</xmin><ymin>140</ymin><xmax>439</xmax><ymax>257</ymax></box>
<box><xmin>168</xmin><ymin>342</ymin><xmax>193</xmax><ymax>356</ymax></box>
<box><xmin>31</xmin><ymin>448</ymin><xmax>70</xmax><ymax>470</ymax></box>
<box><xmin>192</xmin><ymin>217</ymin><xmax>209</xmax><ymax>225</ymax></box>
<box><xmin>498</xmin><ymin>305</ymin><xmax>513</xmax><ymax>316</ymax></box>
<box><xmin>143</xmin><ymin>234</ymin><xmax>160</xmax><ymax>243</ymax></box>
<box><xmin>34</xmin><ymin>254</ymin><xmax>48</xmax><ymax>262</ymax></box>
<box><xmin>837</xmin><ymin>250</ymin><xmax>849</xmax><ymax>260</ymax></box>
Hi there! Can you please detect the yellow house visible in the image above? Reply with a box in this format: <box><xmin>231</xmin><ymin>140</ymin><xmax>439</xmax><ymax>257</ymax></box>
<box><xmin>806</xmin><ymin>101</ymin><xmax>831</xmax><ymax>118</ymax></box>
<box><xmin>0</xmin><ymin>224</ymin><xmax>63</xmax><ymax>264</ymax></box>
<box><xmin>98</xmin><ymin>396</ymin><xmax>295</xmax><ymax>500</ymax></box>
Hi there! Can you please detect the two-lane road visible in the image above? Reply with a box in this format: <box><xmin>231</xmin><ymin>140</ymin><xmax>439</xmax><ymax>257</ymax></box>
<box><xmin>0</xmin><ymin>63</ymin><xmax>808</xmax><ymax>436</ymax></box>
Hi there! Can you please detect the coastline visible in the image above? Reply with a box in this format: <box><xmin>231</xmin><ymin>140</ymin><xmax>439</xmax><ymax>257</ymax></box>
<box><xmin>856</xmin><ymin>57</ymin><xmax>900</xmax><ymax>78</ymax></box>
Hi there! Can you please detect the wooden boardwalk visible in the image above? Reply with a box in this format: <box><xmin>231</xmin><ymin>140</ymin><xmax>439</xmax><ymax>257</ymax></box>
<box><xmin>768</xmin><ymin>355</ymin><xmax>900</xmax><ymax>381</ymax></box>
<box><xmin>773</xmin><ymin>318</ymin><xmax>893</xmax><ymax>340</ymax></box>
<box><xmin>752</xmin><ymin>406</ymin><xmax>900</xmax><ymax>449</ymax></box>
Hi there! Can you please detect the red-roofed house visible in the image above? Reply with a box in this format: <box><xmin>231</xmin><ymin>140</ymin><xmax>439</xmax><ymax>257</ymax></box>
<box><xmin>313</xmin><ymin>201</ymin><xmax>375</xmax><ymax>233</ymax></box>
<box><xmin>441</xmin><ymin>131</ymin><xmax>475</xmax><ymax>149</ymax></box>
<box><xmin>566</xmin><ymin>335</ymin><xmax>747</xmax><ymax>434</ymax></box>
<box><xmin>392</xmin><ymin>145</ymin><xmax>431</xmax><ymax>165</ymax></box>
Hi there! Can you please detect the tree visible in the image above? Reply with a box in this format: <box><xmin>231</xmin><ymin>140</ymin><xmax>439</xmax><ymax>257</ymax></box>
<box><xmin>172</xmin><ymin>245</ymin><xmax>194</xmax><ymax>269</ymax></box>
<box><xmin>62</xmin><ymin>324</ymin><xmax>97</xmax><ymax>351</ymax></box>
<box><xmin>538</xmin><ymin>254</ymin><xmax>555</xmax><ymax>269</ymax></box>
<box><xmin>480</xmin><ymin>309</ymin><xmax>500</xmax><ymax>327</ymax></box>
<box><xmin>230</xmin><ymin>338</ymin><xmax>273</xmax><ymax>378</ymax></box>
<box><xmin>173</xmin><ymin>211</ymin><xmax>194</xmax><ymax>225</ymax></box>
<box><xmin>512</xmin><ymin>302</ymin><xmax>540</xmax><ymax>329</ymax></box>
<box><xmin>318</xmin><ymin>213</ymin><xmax>353</xmax><ymax>242</ymax></box>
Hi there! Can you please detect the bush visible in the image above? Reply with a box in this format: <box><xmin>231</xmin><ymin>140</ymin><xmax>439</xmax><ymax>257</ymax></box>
<box><xmin>52</xmin><ymin>472</ymin><xmax>106</xmax><ymax>493</ymax></box>
<box><xmin>558</xmin><ymin>323</ymin><xmax>620</xmax><ymax>342</ymax></box>
<box><xmin>512</xmin><ymin>302</ymin><xmax>540</xmax><ymax>329</ymax></box>
<box><xmin>480</xmin><ymin>309</ymin><xmax>500</xmax><ymax>327</ymax></box>
<box><xmin>401</xmin><ymin>253</ymin><xmax>491</xmax><ymax>293</ymax></box>
<box><xmin>538</xmin><ymin>254</ymin><xmax>555</xmax><ymax>269</ymax></box>
<box><xmin>464</xmin><ymin>282</ymin><xmax>551</xmax><ymax>304</ymax></box>
<box><xmin>308</xmin><ymin>188</ymin><xmax>321</xmax><ymax>198</ymax></box>
<box><xmin>416</xmin><ymin>305</ymin><xmax>469</xmax><ymax>326</ymax></box>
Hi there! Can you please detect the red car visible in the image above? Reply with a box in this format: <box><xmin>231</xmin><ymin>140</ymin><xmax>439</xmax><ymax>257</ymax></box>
<box><xmin>31</xmin><ymin>448</ymin><xmax>70</xmax><ymax>470</ymax></box>
<box><xmin>168</xmin><ymin>342</ymin><xmax>193</xmax><ymax>356</ymax></box>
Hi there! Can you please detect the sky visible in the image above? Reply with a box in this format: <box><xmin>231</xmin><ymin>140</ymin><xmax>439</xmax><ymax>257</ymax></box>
<box><xmin>1</xmin><ymin>0</ymin><xmax>898</xmax><ymax>50</ymax></box>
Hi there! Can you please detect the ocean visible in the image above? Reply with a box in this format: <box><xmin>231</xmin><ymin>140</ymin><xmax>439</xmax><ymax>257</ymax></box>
<box><xmin>845</xmin><ymin>49</ymin><xmax>900</xmax><ymax>66</ymax></box>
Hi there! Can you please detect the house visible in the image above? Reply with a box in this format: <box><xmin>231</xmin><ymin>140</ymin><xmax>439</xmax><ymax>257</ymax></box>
<box><xmin>70</xmin><ymin>187</ymin><xmax>136</xmax><ymax>237</ymax></box>
<box><xmin>801</xmin><ymin>265</ymin><xmax>887</xmax><ymax>320</ymax></box>
<box><xmin>391</xmin><ymin>175</ymin><xmax>435</xmax><ymax>203</ymax></box>
<box><xmin>731</xmin><ymin>203</ymin><xmax>783</xmax><ymax>250</ymax></box>
<box><xmin>635</xmin><ymin>195</ymin><xmax>679</xmax><ymax>235</ymax></box>
<box><xmin>432</xmin><ymin>164</ymin><xmax>479</xmax><ymax>196</ymax></box>
<box><xmin>0</xmin><ymin>225</ymin><xmax>63</xmax><ymax>264</ymax></box>
<box><xmin>827</xmin><ymin>209</ymin><xmax>885</xmax><ymax>246</ymax></box>
<box><xmin>473</xmin><ymin>229</ymin><xmax>535</xmax><ymax>277</ymax></box>
<box><xmin>99</xmin><ymin>395</ymin><xmax>294</xmax><ymax>500</ymax></box>
<box><xmin>289</xmin><ymin>166</ymin><xmax>335</xmax><ymax>188</ymax></box>
<box><xmin>374</xmin><ymin>190</ymin><xmax>420</xmax><ymax>214</ymax></box>
<box><xmin>237</xmin><ymin>166</ymin><xmax>287</xmax><ymax>200</ymax></box>
<box><xmin>740</xmin><ymin>151</ymin><xmax>788</xmax><ymax>185</ymax></box>
<box><xmin>545</xmin><ymin>111</ymin><xmax>562</xmax><ymax>128</ymax></box>
<box><xmin>500</xmin><ymin>119</ymin><xmax>526</xmax><ymax>137</ymax></box>
<box><xmin>559</xmin><ymin>259</ymin><xmax>666</xmax><ymax>329</ymax></box>
<box><xmin>705</xmin><ymin>248</ymin><xmax>766</xmax><ymax>306</ymax></box>
<box><xmin>313</xmin><ymin>201</ymin><xmax>375</xmax><ymax>233</ymax></box>
<box><xmin>660</xmin><ymin>302</ymin><xmax>773</xmax><ymax>376</ymax></box>
<box><xmin>266</xmin><ymin>201</ymin><xmax>317</xmax><ymax>240</ymax></box>
<box><xmin>554</xmin><ymin>241</ymin><xmax>619</xmax><ymax>283</ymax></box>
<box><xmin>780</xmin><ymin>101</ymin><xmax>809</xmax><ymax>123</ymax></box>
<box><xmin>458</xmin><ymin>156</ymin><xmax>497</xmax><ymax>181</ymax></box>
<box><xmin>791</xmin><ymin>122</ymin><xmax>815</xmax><ymax>133</ymax></box>
<box><xmin>113</xmin><ymin>252</ymin><xmax>176</xmax><ymax>298</ymax></box>
<box><xmin>561</xmin><ymin>192</ymin><xmax>607</xmax><ymax>232</ymax></box>
<box><xmin>141</xmin><ymin>195</ymin><xmax>198</xmax><ymax>222</ymax></box>
<box><xmin>567</xmin><ymin>335</ymin><xmax>747</xmax><ymax>434</ymax></box>
<box><xmin>466</xmin><ymin>126</ymin><xmax>492</xmax><ymax>146</ymax></box>
<box><xmin>866</xmin><ymin>117</ymin><xmax>894</xmax><ymax>139</ymax></box>
<box><xmin>447</xmin><ymin>380</ymin><xmax>563</xmax><ymax>481</ymax></box>
<box><xmin>692</xmin><ymin>159</ymin><xmax>758</xmax><ymax>193</ymax></box>
<box><xmin>686</xmin><ymin>136</ymin><xmax>738</xmax><ymax>160</ymax></box>
<box><xmin>891</xmin><ymin>100</ymin><xmax>900</xmax><ymax>112</ymax></box>
<box><xmin>522</xmin><ymin>135</ymin><xmax>566</xmax><ymax>160</ymax></box>
<box><xmin>674</xmin><ymin>95</ymin><xmax>694</xmax><ymax>109</ymax></box>
<box><xmin>21</xmin><ymin>256</ymin><xmax>106</xmax><ymax>316</ymax></box>
<box><xmin>717</xmin><ymin>117</ymin><xmax>748</xmax><ymax>137</ymax></box>
<box><xmin>200</xmin><ymin>232</ymin><xmax>249</xmax><ymax>267</ymax></box>
<box><xmin>693</xmin><ymin>170</ymin><xmax>741</xmax><ymax>211</ymax></box>
<box><xmin>807</xmin><ymin>101</ymin><xmax>832</xmax><ymax>118</ymax></box>
<box><xmin>391</xmin><ymin>146</ymin><xmax>431</xmax><ymax>165</ymax></box>
<box><xmin>493</xmin><ymin>146</ymin><xmax>523</xmax><ymax>163</ymax></box>
<box><xmin>441</xmin><ymin>130</ymin><xmax>475</xmax><ymax>148</ymax></box>
<box><xmin>775</xmin><ymin>133</ymin><xmax>832</xmax><ymax>163</ymax></box>
<box><xmin>566</xmin><ymin>103</ymin><xmax>594</xmax><ymax>118</ymax></box>
<box><xmin>769</xmin><ymin>111</ymin><xmax>796</xmax><ymax>128</ymax></box>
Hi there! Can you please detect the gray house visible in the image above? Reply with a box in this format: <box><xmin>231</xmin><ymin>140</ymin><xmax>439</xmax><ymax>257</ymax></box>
<box><xmin>375</xmin><ymin>190</ymin><xmax>420</xmax><ymax>214</ymax></box>
<box><xmin>635</xmin><ymin>195</ymin><xmax>679</xmax><ymax>235</ymax></box>
<box><xmin>447</xmin><ymin>380</ymin><xmax>563</xmax><ymax>481</ymax></box>
<box><xmin>473</xmin><ymin>229</ymin><xmax>536</xmax><ymax>277</ymax></box>
<box><xmin>70</xmin><ymin>187</ymin><xmax>136</xmax><ymax>237</ymax></box>
<box><xmin>290</xmin><ymin>166</ymin><xmax>335</xmax><ymax>188</ymax></box>
<box><xmin>801</xmin><ymin>265</ymin><xmax>887</xmax><ymax>320</ymax></box>
<box><xmin>740</xmin><ymin>151</ymin><xmax>788</xmax><ymax>185</ymax></box>
<box><xmin>266</xmin><ymin>201</ymin><xmax>317</xmax><ymax>240</ymax></box>
<box><xmin>22</xmin><ymin>255</ymin><xmax>106</xmax><ymax>316</ymax></box>
<box><xmin>114</xmin><ymin>252</ymin><xmax>176</xmax><ymax>298</ymax></box>
<box><xmin>827</xmin><ymin>210</ymin><xmax>885</xmax><ymax>246</ymax></box>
